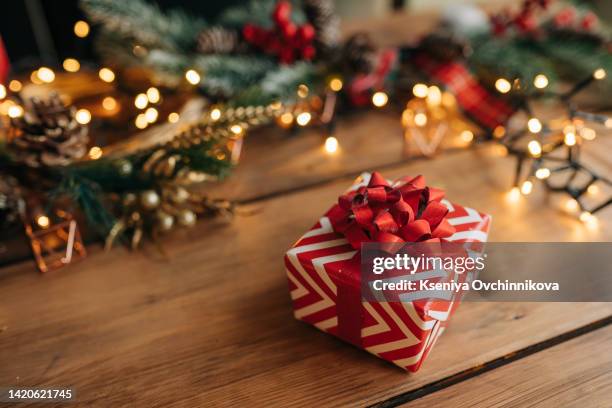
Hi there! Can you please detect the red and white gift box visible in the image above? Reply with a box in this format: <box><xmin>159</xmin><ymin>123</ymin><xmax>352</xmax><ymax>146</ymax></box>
<box><xmin>284</xmin><ymin>172</ymin><xmax>491</xmax><ymax>371</ymax></box>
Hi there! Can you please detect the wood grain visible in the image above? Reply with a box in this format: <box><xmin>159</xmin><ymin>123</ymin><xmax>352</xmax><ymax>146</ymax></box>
<box><xmin>402</xmin><ymin>325</ymin><xmax>612</xmax><ymax>408</ymax></box>
<box><xmin>0</xmin><ymin>145</ymin><xmax>610</xmax><ymax>407</ymax></box>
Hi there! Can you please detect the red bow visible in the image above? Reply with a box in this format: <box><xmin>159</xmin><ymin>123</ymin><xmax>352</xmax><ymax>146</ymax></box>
<box><xmin>328</xmin><ymin>172</ymin><xmax>456</xmax><ymax>249</ymax></box>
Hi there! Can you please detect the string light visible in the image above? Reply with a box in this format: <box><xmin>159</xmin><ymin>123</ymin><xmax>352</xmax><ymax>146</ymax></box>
<box><xmin>533</xmin><ymin>74</ymin><xmax>548</xmax><ymax>89</ymax></box>
<box><xmin>493</xmin><ymin>125</ymin><xmax>506</xmax><ymax>138</ymax></box>
<box><xmin>8</xmin><ymin>80</ymin><xmax>22</xmax><ymax>92</ymax></box>
<box><xmin>329</xmin><ymin>77</ymin><xmax>343</xmax><ymax>92</ymax></box>
<box><xmin>102</xmin><ymin>96</ymin><xmax>118</xmax><ymax>111</ymax></box>
<box><xmin>527</xmin><ymin>118</ymin><xmax>542</xmax><ymax>133</ymax></box>
<box><xmin>74</xmin><ymin>20</ymin><xmax>90</xmax><ymax>38</ymax></box>
<box><xmin>605</xmin><ymin>118</ymin><xmax>612</xmax><ymax>129</ymax></box>
<box><xmin>63</xmin><ymin>58</ymin><xmax>80</xmax><ymax>72</ymax></box>
<box><xmin>146</xmin><ymin>87</ymin><xmax>160</xmax><ymax>103</ymax></box>
<box><xmin>412</xmin><ymin>83</ymin><xmax>428</xmax><ymax>98</ymax></box>
<box><xmin>8</xmin><ymin>105</ymin><xmax>24</xmax><ymax>118</ymax></box>
<box><xmin>564</xmin><ymin>132</ymin><xmax>576</xmax><ymax>146</ymax></box>
<box><xmin>426</xmin><ymin>86</ymin><xmax>442</xmax><ymax>106</ymax></box>
<box><xmin>297</xmin><ymin>84</ymin><xmax>309</xmax><ymax>98</ymax></box>
<box><xmin>0</xmin><ymin>85</ymin><xmax>5</xmax><ymax>99</ymax></box>
<box><xmin>593</xmin><ymin>68</ymin><xmax>606</xmax><ymax>80</ymax></box>
<box><xmin>527</xmin><ymin>140</ymin><xmax>542</xmax><ymax>157</ymax></box>
<box><xmin>37</xmin><ymin>215</ymin><xmax>50</xmax><ymax>228</ymax></box>
<box><xmin>145</xmin><ymin>107</ymin><xmax>158</xmax><ymax>123</ymax></box>
<box><xmin>507</xmin><ymin>187</ymin><xmax>521</xmax><ymax>203</ymax></box>
<box><xmin>134</xmin><ymin>93</ymin><xmax>148</xmax><ymax>109</ymax></box>
<box><xmin>279</xmin><ymin>112</ymin><xmax>293</xmax><ymax>126</ymax></box>
<box><xmin>324</xmin><ymin>136</ymin><xmax>339</xmax><ymax>154</ymax></box>
<box><xmin>495</xmin><ymin>78</ymin><xmax>512</xmax><ymax>93</ymax></box>
<box><xmin>98</xmin><ymin>68</ymin><xmax>115</xmax><ymax>83</ymax></box>
<box><xmin>75</xmin><ymin>109</ymin><xmax>91</xmax><ymax>124</ymax></box>
<box><xmin>535</xmin><ymin>168</ymin><xmax>551</xmax><ymax>179</ymax></box>
<box><xmin>580</xmin><ymin>128</ymin><xmax>596</xmax><ymax>141</ymax></box>
<box><xmin>168</xmin><ymin>112</ymin><xmax>180</xmax><ymax>123</ymax></box>
<box><xmin>37</xmin><ymin>67</ymin><xmax>55</xmax><ymax>83</ymax></box>
<box><xmin>210</xmin><ymin>108</ymin><xmax>221</xmax><ymax>121</ymax></box>
<box><xmin>414</xmin><ymin>112</ymin><xmax>427</xmax><ymax>127</ymax></box>
<box><xmin>372</xmin><ymin>91</ymin><xmax>388</xmax><ymax>107</ymax></box>
<box><xmin>88</xmin><ymin>146</ymin><xmax>103</xmax><ymax>160</ymax></box>
<box><xmin>135</xmin><ymin>113</ymin><xmax>148</xmax><ymax>129</ymax></box>
<box><xmin>521</xmin><ymin>180</ymin><xmax>533</xmax><ymax>195</ymax></box>
<box><xmin>565</xmin><ymin>198</ymin><xmax>579</xmax><ymax>212</ymax></box>
<box><xmin>185</xmin><ymin>69</ymin><xmax>201</xmax><ymax>85</ymax></box>
<box><xmin>230</xmin><ymin>125</ymin><xmax>243</xmax><ymax>135</ymax></box>
<box><xmin>587</xmin><ymin>184</ymin><xmax>599</xmax><ymax>195</ymax></box>
<box><xmin>296</xmin><ymin>112</ymin><xmax>311</xmax><ymax>126</ymax></box>
<box><xmin>30</xmin><ymin>70</ymin><xmax>43</xmax><ymax>85</ymax></box>
<box><xmin>579</xmin><ymin>211</ymin><xmax>595</xmax><ymax>223</ymax></box>
<box><xmin>460</xmin><ymin>130</ymin><xmax>474</xmax><ymax>143</ymax></box>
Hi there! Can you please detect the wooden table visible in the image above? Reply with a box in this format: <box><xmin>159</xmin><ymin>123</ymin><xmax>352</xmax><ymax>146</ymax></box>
<box><xmin>2</xmin><ymin>10</ymin><xmax>612</xmax><ymax>408</ymax></box>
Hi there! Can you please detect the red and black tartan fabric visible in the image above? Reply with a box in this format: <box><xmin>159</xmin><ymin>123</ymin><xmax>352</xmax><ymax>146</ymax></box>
<box><xmin>0</xmin><ymin>36</ymin><xmax>9</xmax><ymax>84</ymax></box>
<box><xmin>413</xmin><ymin>52</ymin><xmax>516</xmax><ymax>131</ymax></box>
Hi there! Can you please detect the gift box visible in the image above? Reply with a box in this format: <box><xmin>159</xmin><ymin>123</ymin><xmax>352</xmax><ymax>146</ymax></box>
<box><xmin>284</xmin><ymin>171</ymin><xmax>491</xmax><ymax>371</ymax></box>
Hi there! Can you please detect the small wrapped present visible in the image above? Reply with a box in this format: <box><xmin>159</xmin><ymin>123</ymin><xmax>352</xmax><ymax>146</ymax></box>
<box><xmin>284</xmin><ymin>171</ymin><xmax>491</xmax><ymax>371</ymax></box>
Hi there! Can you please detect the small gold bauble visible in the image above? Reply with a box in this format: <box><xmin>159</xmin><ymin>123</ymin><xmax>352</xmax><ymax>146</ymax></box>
<box><xmin>157</xmin><ymin>211</ymin><xmax>174</xmax><ymax>231</ymax></box>
<box><xmin>177</xmin><ymin>209</ymin><xmax>196</xmax><ymax>227</ymax></box>
<box><xmin>140</xmin><ymin>190</ymin><xmax>160</xmax><ymax>209</ymax></box>
<box><xmin>173</xmin><ymin>187</ymin><xmax>190</xmax><ymax>203</ymax></box>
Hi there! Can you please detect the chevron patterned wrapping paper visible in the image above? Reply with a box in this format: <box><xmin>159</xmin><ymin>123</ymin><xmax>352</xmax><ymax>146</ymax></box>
<box><xmin>285</xmin><ymin>172</ymin><xmax>492</xmax><ymax>371</ymax></box>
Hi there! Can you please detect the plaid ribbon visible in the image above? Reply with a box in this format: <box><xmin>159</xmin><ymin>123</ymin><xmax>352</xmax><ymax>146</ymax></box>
<box><xmin>413</xmin><ymin>52</ymin><xmax>516</xmax><ymax>131</ymax></box>
<box><xmin>0</xmin><ymin>36</ymin><xmax>9</xmax><ymax>84</ymax></box>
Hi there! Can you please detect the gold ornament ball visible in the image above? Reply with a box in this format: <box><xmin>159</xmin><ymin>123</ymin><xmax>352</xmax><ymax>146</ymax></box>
<box><xmin>173</xmin><ymin>187</ymin><xmax>190</xmax><ymax>203</ymax></box>
<box><xmin>178</xmin><ymin>209</ymin><xmax>197</xmax><ymax>227</ymax></box>
<box><xmin>140</xmin><ymin>190</ymin><xmax>160</xmax><ymax>209</ymax></box>
<box><xmin>157</xmin><ymin>212</ymin><xmax>174</xmax><ymax>231</ymax></box>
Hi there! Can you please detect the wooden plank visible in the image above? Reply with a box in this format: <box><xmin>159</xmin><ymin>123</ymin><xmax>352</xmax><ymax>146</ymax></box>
<box><xmin>0</xmin><ymin>144</ymin><xmax>610</xmax><ymax>406</ymax></box>
<box><xmin>401</xmin><ymin>324</ymin><xmax>612</xmax><ymax>408</ymax></box>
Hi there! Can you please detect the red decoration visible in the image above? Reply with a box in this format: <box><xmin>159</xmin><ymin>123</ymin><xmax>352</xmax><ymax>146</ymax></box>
<box><xmin>328</xmin><ymin>172</ymin><xmax>455</xmax><ymax>249</ymax></box>
<box><xmin>243</xmin><ymin>1</ymin><xmax>316</xmax><ymax>64</ymax></box>
<box><xmin>0</xmin><ymin>36</ymin><xmax>9</xmax><ymax>84</ymax></box>
<box><xmin>347</xmin><ymin>49</ymin><xmax>397</xmax><ymax>107</ymax></box>
<box><xmin>580</xmin><ymin>11</ymin><xmax>598</xmax><ymax>31</ymax></box>
<box><xmin>554</xmin><ymin>7</ymin><xmax>576</xmax><ymax>28</ymax></box>
<box><xmin>285</xmin><ymin>172</ymin><xmax>492</xmax><ymax>371</ymax></box>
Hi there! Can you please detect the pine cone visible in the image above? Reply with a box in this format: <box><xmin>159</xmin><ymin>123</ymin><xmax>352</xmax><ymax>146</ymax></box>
<box><xmin>9</xmin><ymin>93</ymin><xmax>89</xmax><ymax>167</ymax></box>
<box><xmin>341</xmin><ymin>33</ymin><xmax>378</xmax><ymax>74</ymax></box>
<box><xmin>197</xmin><ymin>27</ymin><xmax>241</xmax><ymax>54</ymax></box>
<box><xmin>303</xmin><ymin>0</ymin><xmax>340</xmax><ymax>53</ymax></box>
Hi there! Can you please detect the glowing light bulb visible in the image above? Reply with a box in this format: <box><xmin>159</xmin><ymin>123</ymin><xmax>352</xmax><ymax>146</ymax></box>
<box><xmin>580</xmin><ymin>128</ymin><xmax>596</xmax><ymax>141</ymax></box>
<box><xmin>230</xmin><ymin>125</ymin><xmax>242</xmax><ymax>135</ymax></box>
<box><xmin>533</xmin><ymin>74</ymin><xmax>548</xmax><ymax>89</ymax></box>
<box><xmin>324</xmin><ymin>136</ymin><xmax>338</xmax><ymax>154</ymax></box>
<box><xmin>168</xmin><ymin>112</ymin><xmax>179</xmax><ymax>123</ymax></box>
<box><xmin>102</xmin><ymin>96</ymin><xmax>118</xmax><ymax>111</ymax></box>
<box><xmin>412</xmin><ymin>83</ymin><xmax>429</xmax><ymax>98</ymax></box>
<box><xmin>210</xmin><ymin>108</ymin><xmax>221</xmax><ymax>121</ymax></box>
<box><xmin>296</xmin><ymin>112</ymin><xmax>311</xmax><ymax>126</ymax></box>
<box><xmin>535</xmin><ymin>168</ymin><xmax>551</xmax><ymax>179</ymax></box>
<box><xmin>605</xmin><ymin>118</ymin><xmax>612</xmax><ymax>129</ymax></box>
<box><xmin>460</xmin><ymin>130</ymin><xmax>474</xmax><ymax>143</ymax></box>
<box><xmin>37</xmin><ymin>215</ymin><xmax>50</xmax><ymax>228</ymax></box>
<box><xmin>297</xmin><ymin>84</ymin><xmax>309</xmax><ymax>98</ymax></box>
<box><xmin>146</xmin><ymin>87</ymin><xmax>160</xmax><ymax>103</ymax></box>
<box><xmin>593</xmin><ymin>68</ymin><xmax>606</xmax><ymax>80</ymax></box>
<box><xmin>587</xmin><ymin>184</ymin><xmax>599</xmax><ymax>195</ymax></box>
<box><xmin>74</xmin><ymin>20</ymin><xmax>90</xmax><ymax>38</ymax></box>
<box><xmin>75</xmin><ymin>109</ymin><xmax>91</xmax><ymax>124</ymax></box>
<box><xmin>527</xmin><ymin>118</ymin><xmax>542</xmax><ymax>133</ymax></box>
<box><xmin>579</xmin><ymin>211</ymin><xmax>594</xmax><ymax>223</ymax></box>
<box><xmin>520</xmin><ymin>180</ymin><xmax>533</xmax><ymax>195</ymax></box>
<box><xmin>135</xmin><ymin>114</ymin><xmax>148</xmax><ymax>129</ymax></box>
<box><xmin>144</xmin><ymin>107</ymin><xmax>158</xmax><ymax>123</ymax></box>
<box><xmin>279</xmin><ymin>112</ymin><xmax>293</xmax><ymax>126</ymax></box>
<box><xmin>565</xmin><ymin>198</ymin><xmax>579</xmax><ymax>212</ymax></box>
<box><xmin>37</xmin><ymin>67</ymin><xmax>55</xmax><ymax>83</ymax></box>
<box><xmin>185</xmin><ymin>69</ymin><xmax>201</xmax><ymax>85</ymax></box>
<box><xmin>0</xmin><ymin>85</ymin><xmax>5</xmax><ymax>99</ymax></box>
<box><xmin>62</xmin><ymin>58</ymin><xmax>80</xmax><ymax>73</ymax></box>
<box><xmin>329</xmin><ymin>77</ymin><xmax>343</xmax><ymax>92</ymax></box>
<box><xmin>493</xmin><ymin>125</ymin><xmax>506</xmax><ymax>138</ymax></box>
<box><xmin>507</xmin><ymin>187</ymin><xmax>521</xmax><ymax>203</ymax></box>
<box><xmin>414</xmin><ymin>112</ymin><xmax>427</xmax><ymax>127</ymax></box>
<box><xmin>9</xmin><ymin>80</ymin><xmax>22</xmax><ymax>92</ymax></box>
<box><xmin>527</xmin><ymin>140</ymin><xmax>542</xmax><ymax>157</ymax></box>
<box><xmin>134</xmin><ymin>93</ymin><xmax>148</xmax><ymax>109</ymax></box>
<box><xmin>426</xmin><ymin>86</ymin><xmax>442</xmax><ymax>106</ymax></box>
<box><xmin>495</xmin><ymin>78</ymin><xmax>511</xmax><ymax>93</ymax></box>
<box><xmin>372</xmin><ymin>91</ymin><xmax>388</xmax><ymax>107</ymax></box>
<box><xmin>88</xmin><ymin>146</ymin><xmax>103</xmax><ymax>160</ymax></box>
<box><xmin>564</xmin><ymin>132</ymin><xmax>576</xmax><ymax>146</ymax></box>
<box><xmin>8</xmin><ymin>105</ymin><xmax>24</xmax><ymax>118</ymax></box>
<box><xmin>98</xmin><ymin>68</ymin><xmax>115</xmax><ymax>83</ymax></box>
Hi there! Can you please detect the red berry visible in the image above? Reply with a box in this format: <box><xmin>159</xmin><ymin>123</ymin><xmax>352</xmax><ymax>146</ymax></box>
<box><xmin>297</xmin><ymin>24</ymin><xmax>316</xmax><ymax>43</ymax></box>
<box><xmin>279</xmin><ymin>48</ymin><xmax>295</xmax><ymax>64</ymax></box>
<box><xmin>243</xmin><ymin>24</ymin><xmax>258</xmax><ymax>43</ymax></box>
<box><xmin>301</xmin><ymin>44</ymin><xmax>316</xmax><ymax>60</ymax></box>
<box><xmin>515</xmin><ymin>14</ymin><xmax>537</xmax><ymax>32</ymax></box>
<box><xmin>280</xmin><ymin>22</ymin><xmax>297</xmax><ymax>39</ymax></box>
<box><xmin>581</xmin><ymin>12</ymin><xmax>598</xmax><ymax>31</ymax></box>
<box><xmin>554</xmin><ymin>7</ymin><xmax>576</xmax><ymax>27</ymax></box>
<box><xmin>273</xmin><ymin>1</ymin><xmax>292</xmax><ymax>25</ymax></box>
